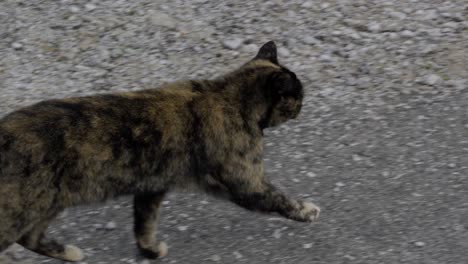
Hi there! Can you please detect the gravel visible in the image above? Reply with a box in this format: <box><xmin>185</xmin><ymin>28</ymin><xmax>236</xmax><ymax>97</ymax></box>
<box><xmin>0</xmin><ymin>0</ymin><xmax>467</xmax><ymax>263</ymax></box>
<box><xmin>414</xmin><ymin>241</ymin><xmax>426</xmax><ymax>247</ymax></box>
<box><xmin>104</xmin><ymin>221</ymin><xmax>117</xmax><ymax>231</ymax></box>
<box><xmin>222</xmin><ymin>38</ymin><xmax>244</xmax><ymax>50</ymax></box>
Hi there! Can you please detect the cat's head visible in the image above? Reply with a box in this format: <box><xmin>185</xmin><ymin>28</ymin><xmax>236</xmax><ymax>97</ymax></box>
<box><xmin>241</xmin><ymin>41</ymin><xmax>304</xmax><ymax>129</ymax></box>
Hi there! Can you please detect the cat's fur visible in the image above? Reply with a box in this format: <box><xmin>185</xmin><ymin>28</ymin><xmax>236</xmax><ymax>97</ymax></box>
<box><xmin>0</xmin><ymin>41</ymin><xmax>320</xmax><ymax>261</ymax></box>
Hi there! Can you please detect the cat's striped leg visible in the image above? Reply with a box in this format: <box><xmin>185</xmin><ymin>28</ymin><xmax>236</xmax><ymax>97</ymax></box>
<box><xmin>18</xmin><ymin>215</ymin><xmax>84</xmax><ymax>262</ymax></box>
<box><xmin>133</xmin><ymin>191</ymin><xmax>168</xmax><ymax>259</ymax></box>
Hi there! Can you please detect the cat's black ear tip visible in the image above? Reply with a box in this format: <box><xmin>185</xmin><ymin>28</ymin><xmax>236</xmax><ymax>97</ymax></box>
<box><xmin>262</xmin><ymin>41</ymin><xmax>277</xmax><ymax>49</ymax></box>
<box><xmin>255</xmin><ymin>40</ymin><xmax>279</xmax><ymax>63</ymax></box>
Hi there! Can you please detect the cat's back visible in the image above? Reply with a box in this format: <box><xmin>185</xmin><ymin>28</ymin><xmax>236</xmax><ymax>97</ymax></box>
<box><xmin>0</xmin><ymin>82</ymin><xmax>199</xmax><ymax>140</ymax></box>
<box><xmin>0</xmin><ymin>82</ymin><xmax>204</xmax><ymax>181</ymax></box>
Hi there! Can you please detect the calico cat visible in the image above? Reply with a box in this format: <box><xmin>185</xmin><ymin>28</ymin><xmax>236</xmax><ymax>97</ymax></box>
<box><xmin>0</xmin><ymin>41</ymin><xmax>320</xmax><ymax>262</ymax></box>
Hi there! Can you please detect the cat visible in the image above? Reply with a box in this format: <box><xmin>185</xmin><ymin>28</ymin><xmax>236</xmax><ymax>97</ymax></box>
<box><xmin>0</xmin><ymin>41</ymin><xmax>320</xmax><ymax>262</ymax></box>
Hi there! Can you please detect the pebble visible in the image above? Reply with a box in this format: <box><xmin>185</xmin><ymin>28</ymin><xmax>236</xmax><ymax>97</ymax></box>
<box><xmin>105</xmin><ymin>221</ymin><xmax>117</xmax><ymax>230</ymax></box>
<box><xmin>352</xmin><ymin>154</ymin><xmax>364</xmax><ymax>162</ymax></box>
<box><xmin>424</xmin><ymin>74</ymin><xmax>442</xmax><ymax>86</ymax></box>
<box><xmin>223</xmin><ymin>38</ymin><xmax>243</xmax><ymax>50</ymax></box>
<box><xmin>278</xmin><ymin>47</ymin><xmax>290</xmax><ymax>57</ymax></box>
<box><xmin>85</xmin><ymin>3</ymin><xmax>97</xmax><ymax>11</ymax></box>
<box><xmin>233</xmin><ymin>251</ymin><xmax>243</xmax><ymax>259</ymax></box>
<box><xmin>319</xmin><ymin>54</ymin><xmax>333</xmax><ymax>62</ymax></box>
<box><xmin>335</xmin><ymin>182</ymin><xmax>345</xmax><ymax>187</ymax></box>
<box><xmin>273</xmin><ymin>229</ymin><xmax>282</xmax><ymax>239</ymax></box>
<box><xmin>242</xmin><ymin>43</ymin><xmax>259</xmax><ymax>53</ymax></box>
<box><xmin>414</xmin><ymin>241</ymin><xmax>426</xmax><ymax>247</ymax></box>
<box><xmin>301</xmin><ymin>1</ymin><xmax>314</xmax><ymax>8</ymax></box>
<box><xmin>320</xmin><ymin>2</ymin><xmax>330</xmax><ymax>9</ymax></box>
<box><xmin>11</xmin><ymin>42</ymin><xmax>23</xmax><ymax>50</ymax></box>
<box><xmin>69</xmin><ymin>5</ymin><xmax>81</xmax><ymax>13</ymax></box>
<box><xmin>209</xmin><ymin>255</ymin><xmax>221</xmax><ymax>262</ymax></box>
<box><xmin>420</xmin><ymin>44</ymin><xmax>437</xmax><ymax>54</ymax></box>
<box><xmin>400</xmin><ymin>30</ymin><xmax>416</xmax><ymax>37</ymax></box>
<box><xmin>303</xmin><ymin>36</ymin><xmax>319</xmax><ymax>45</ymax></box>
<box><xmin>367</xmin><ymin>22</ymin><xmax>382</xmax><ymax>32</ymax></box>
<box><xmin>418</xmin><ymin>9</ymin><xmax>438</xmax><ymax>21</ymax></box>
<box><xmin>389</xmin><ymin>11</ymin><xmax>407</xmax><ymax>20</ymax></box>
<box><xmin>177</xmin><ymin>226</ymin><xmax>189</xmax><ymax>231</ymax></box>
<box><xmin>148</xmin><ymin>10</ymin><xmax>177</xmax><ymax>28</ymax></box>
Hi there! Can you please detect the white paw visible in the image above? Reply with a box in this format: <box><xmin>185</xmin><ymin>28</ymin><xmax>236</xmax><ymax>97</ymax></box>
<box><xmin>63</xmin><ymin>245</ymin><xmax>84</xmax><ymax>262</ymax></box>
<box><xmin>300</xmin><ymin>202</ymin><xmax>321</xmax><ymax>221</ymax></box>
<box><xmin>158</xmin><ymin>241</ymin><xmax>168</xmax><ymax>257</ymax></box>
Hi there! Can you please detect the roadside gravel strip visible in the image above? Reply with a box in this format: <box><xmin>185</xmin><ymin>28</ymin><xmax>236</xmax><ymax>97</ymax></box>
<box><xmin>0</xmin><ymin>1</ymin><xmax>467</xmax><ymax>263</ymax></box>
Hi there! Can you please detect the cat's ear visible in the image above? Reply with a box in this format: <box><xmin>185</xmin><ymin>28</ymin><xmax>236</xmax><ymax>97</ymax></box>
<box><xmin>254</xmin><ymin>41</ymin><xmax>278</xmax><ymax>64</ymax></box>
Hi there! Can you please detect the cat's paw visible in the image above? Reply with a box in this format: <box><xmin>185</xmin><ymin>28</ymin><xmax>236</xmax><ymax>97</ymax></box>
<box><xmin>63</xmin><ymin>245</ymin><xmax>85</xmax><ymax>262</ymax></box>
<box><xmin>288</xmin><ymin>201</ymin><xmax>320</xmax><ymax>222</ymax></box>
<box><xmin>300</xmin><ymin>201</ymin><xmax>320</xmax><ymax>222</ymax></box>
<box><xmin>138</xmin><ymin>241</ymin><xmax>168</xmax><ymax>259</ymax></box>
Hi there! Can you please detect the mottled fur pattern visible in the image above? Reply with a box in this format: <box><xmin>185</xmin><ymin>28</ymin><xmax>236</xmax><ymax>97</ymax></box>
<box><xmin>0</xmin><ymin>41</ymin><xmax>320</xmax><ymax>261</ymax></box>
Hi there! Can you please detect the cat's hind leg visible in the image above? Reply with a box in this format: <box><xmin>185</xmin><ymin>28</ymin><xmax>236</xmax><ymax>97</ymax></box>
<box><xmin>133</xmin><ymin>191</ymin><xmax>168</xmax><ymax>259</ymax></box>
<box><xmin>17</xmin><ymin>214</ymin><xmax>84</xmax><ymax>262</ymax></box>
<box><xmin>0</xmin><ymin>224</ymin><xmax>22</xmax><ymax>253</ymax></box>
<box><xmin>0</xmin><ymin>238</ymin><xmax>16</xmax><ymax>253</ymax></box>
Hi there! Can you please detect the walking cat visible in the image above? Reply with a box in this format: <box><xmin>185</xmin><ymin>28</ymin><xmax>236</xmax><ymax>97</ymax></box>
<box><xmin>0</xmin><ymin>41</ymin><xmax>320</xmax><ymax>262</ymax></box>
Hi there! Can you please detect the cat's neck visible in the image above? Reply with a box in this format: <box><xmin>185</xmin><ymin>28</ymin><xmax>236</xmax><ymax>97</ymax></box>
<box><xmin>205</xmin><ymin>76</ymin><xmax>269</xmax><ymax>132</ymax></box>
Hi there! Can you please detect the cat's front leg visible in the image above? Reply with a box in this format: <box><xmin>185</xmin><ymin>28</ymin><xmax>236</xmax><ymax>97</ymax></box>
<box><xmin>133</xmin><ymin>191</ymin><xmax>168</xmax><ymax>259</ymax></box>
<box><xmin>229</xmin><ymin>181</ymin><xmax>320</xmax><ymax>222</ymax></box>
